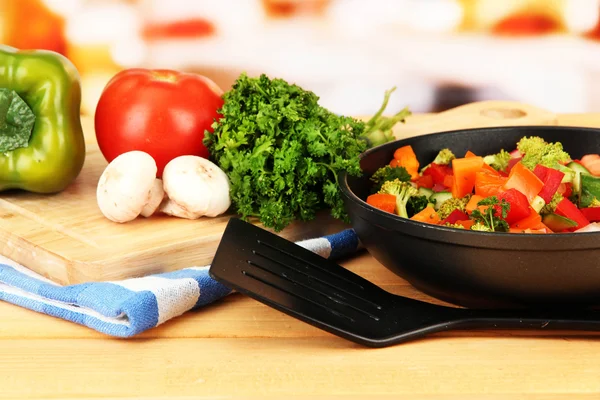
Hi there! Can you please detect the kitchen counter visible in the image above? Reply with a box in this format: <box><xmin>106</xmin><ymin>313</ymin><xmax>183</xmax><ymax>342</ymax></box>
<box><xmin>2</xmin><ymin>112</ymin><xmax>600</xmax><ymax>399</ymax></box>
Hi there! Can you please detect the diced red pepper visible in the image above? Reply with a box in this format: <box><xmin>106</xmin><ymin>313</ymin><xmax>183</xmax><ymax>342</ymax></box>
<box><xmin>423</xmin><ymin>163</ymin><xmax>452</xmax><ymax>185</ymax></box>
<box><xmin>579</xmin><ymin>207</ymin><xmax>600</xmax><ymax>223</ymax></box>
<box><xmin>432</xmin><ymin>183</ymin><xmax>447</xmax><ymax>192</ymax></box>
<box><xmin>443</xmin><ymin>174</ymin><xmax>454</xmax><ymax>188</ymax></box>
<box><xmin>555</xmin><ymin>197</ymin><xmax>590</xmax><ymax>230</ymax></box>
<box><xmin>557</xmin><ymin>182</ymin><xmax>573</xmax><ymax>198</ymax></box>
<box><xmin>415</xmin><ymin>174</ymin><xmax>434</xmax><ymax>189</ymax></box>
<box><xmin>442</xmin><ymin>209</ymin><xmax>469</xmax><ymax>225</ymax></box>
<box><xmin>510</xmin><ymin>149</ymin><xmax>522</xmax><ymax>159</ymax></box>
<box><xmin>496</xmin><ymin>188</ymin><xmax>531</xmax><ymax>224</ymax></box>
<box><xmin>533</xmin><ymin>164</ymin><xmax>565</xmax><ymax>203</ymax></box>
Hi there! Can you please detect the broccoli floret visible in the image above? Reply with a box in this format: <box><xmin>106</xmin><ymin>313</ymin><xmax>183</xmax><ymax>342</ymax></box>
<box><xmin>432</xmin><ymin>149</ymin><xmax>455</xmax><ymax>165</ymax></box>
<box><xmin>539</xmin><ymin>192</ymin><xmax>563</xmax><ymax>215</ymax></box>
<box><xmin>437</xmin><ymin>194</ymin><xmax>471</xmax><ymax>220</ymax></box>
<box><xmin>443</xmin><ymin>222</ymin><xmax>465</xmax><ymax>229</ymax></box>
<box><xmin>471</xmin><ymin>222</ymin><xmax>492</xmax><ymax>232</ymax></box>
<box><xmin>378</xmin><ymin>179</ymin><xmax>419</xmax><ymax>218</ymax></box>
<box><xmin>370</xmin><ymin>165</ymin><xmax>411</xmax><ymax>192</ymax></box>
<box><xmin>516</xmin><ymin>136</ymin><xmax>571</xmax><ymax>170</ymax></box>
<box><xmin>407</xmin><ymin>195</ymin><xmax>431</xmax><ymax>217</ymax></box>
<box><xmin>483</xmin><ymin>149</ymin><xmax>511</xmax><ymax>172</ymax></box>
<box><xmin>421</xmin><ymin>148</ymin><xmax>455</xmax><ymax>172</ymax></box>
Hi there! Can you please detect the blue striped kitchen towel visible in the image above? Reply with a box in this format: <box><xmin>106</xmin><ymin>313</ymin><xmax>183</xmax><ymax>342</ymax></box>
<box><xmin>0</xmin><ymin>228</ymin><xmax>361</xmax><ymax>337</ymax></box>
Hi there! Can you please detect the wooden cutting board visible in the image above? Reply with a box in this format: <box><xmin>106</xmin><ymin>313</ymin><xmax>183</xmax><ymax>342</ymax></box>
<box><xmin>0</xmin><ymin>100</ymin><xmax>557</xmax><ymax>285</ymax></box>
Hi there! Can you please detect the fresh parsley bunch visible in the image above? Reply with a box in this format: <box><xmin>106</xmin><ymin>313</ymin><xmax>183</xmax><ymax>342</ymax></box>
<box><xmin>204</xmin><ymin>73</ymin><xmax>410</xmax><ymax>231</ymax></box>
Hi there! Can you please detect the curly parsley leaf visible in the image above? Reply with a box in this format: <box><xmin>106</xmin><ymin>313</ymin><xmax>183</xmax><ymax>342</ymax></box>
<box><xmin>204</xmin><ymin>73</ymin><xmax>374</xmax><ymax>231</ymax></box>
<box><xmin>470</xmin><ymin>196</ymin><xmax>510</xmax><ymax>232</ymax></box>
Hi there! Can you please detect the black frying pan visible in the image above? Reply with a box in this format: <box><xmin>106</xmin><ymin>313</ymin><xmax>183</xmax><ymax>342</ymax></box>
<box><xmin>339</xmin><ymin>126</ymin><xmax>600</xmax><ymax>308</ymax></box>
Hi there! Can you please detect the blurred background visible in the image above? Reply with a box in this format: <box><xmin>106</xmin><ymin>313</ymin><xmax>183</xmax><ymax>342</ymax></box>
<box><xmin>3</xmin><ymin>0</ymin><xmax>600</xmax><ymax>117</ymax></box>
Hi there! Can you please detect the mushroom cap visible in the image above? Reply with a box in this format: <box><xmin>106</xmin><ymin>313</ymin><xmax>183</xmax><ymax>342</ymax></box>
<box><xmin>161</xmin><ymin>155</ymin><xmax>231</xmax><ymax>218</ymax></box>
<box><xmin>96</xmin><ymin>151</ymin><xmax>158</xmax><ymax>223</ymax></box>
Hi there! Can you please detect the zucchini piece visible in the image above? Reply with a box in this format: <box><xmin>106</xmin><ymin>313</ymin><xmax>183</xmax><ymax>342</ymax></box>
<box><xmin>418</xmin><ymin>187</ymin><xmax>434</xmax><ymax>198</ymax></box>
<box><xmin>542</xmin><ymin>213</ymin><xmax>578</xmax><ymax>232</ymax></box>
<box><xmin>430</xmin><ymin>191</ymin><xmax>453</xmax><ymax>211</ymax></box>
<box><xmin>580</xmin><ymin>173</ymin><xmax>600</xmax><ymax>208</ymax></box>
<box><xmin>531</xmin><ymin>195</ymin><xmax>545</xmax><ymax>213</ymax></box>
<box><xmin>567</xmin><ymin>161</ymin><xmax>591</xmax><ymax>175</ymax></box>
<box><xmin>566</xmin><ymin>162</ymin><xmax>590</xmax><ymax>194</ymax></box>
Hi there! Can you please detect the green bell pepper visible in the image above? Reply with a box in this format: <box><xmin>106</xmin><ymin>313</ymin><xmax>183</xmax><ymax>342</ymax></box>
<box><xmin>0</xmin><ymin>45</ymin><xmax>85</xmax><ymax>193</ymax></box>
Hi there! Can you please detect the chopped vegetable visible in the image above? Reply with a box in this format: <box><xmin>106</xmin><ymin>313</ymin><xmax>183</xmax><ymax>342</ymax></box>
<box><xmin>580</xmin><ymin>207</ymin><xmax>600</xmax><ymax>222</ymax></box>
<box><xmin>204</xmin><ymin>73</ymin><xmax>410</xmax><ymax>231</ymax></box>
<box><xmin>367</xmin><ymin>135</ymin><xmax>600</xmax><ymax>234</ymax></box>
<box><xmin>441</xmin><ymin>209</ymin><xmax>469</xmax><ymax>225</ymax></box>
<box><xmin>540</xmin><ymin>192</ymin><xmax>563</xmax><ymax>215</ymax></box>
<box><xmin>406</xmin><ymin>195</ymin><xmax>431</xmax><ymax>217</ymax></box>
<box><xmin>410</xmin><ymin>205</ymin><xmax>440</xmax><ymax>224</ymax></box>
<box><xmin>451</xmin><ymin>156</ymin><xmax>484</xmax><ymax>198</ymax></box>
<box><xmin>483</xmin><ymin>149</ymin><xmax>511</xmax><ymax>172</ymax></box>
<box><xmin>533</xmin><ymin>164</ymin><xmax>565</xmax><ymax>203</ymax></box>
<box><xmin>378</xmin><ymin>179</ymin><xmax>419</xmax><ymax>218</ymax></box>
<box><xmin>475</xmin><ymin>170</ymin><xmax>506</xmax><ymax>197</ymax></box>
<box><xmin>497</xmin><ymin>188</ymin><xmax>530</xmax><ymax>224</ymax></box>
<box><xmin>470</xmin><ymin>196</ymin><xmax>510</xmax><ymax>232</ymax></box>
<box><xmin>542</xmin><ymin>213</ymin><xmax>578</xmax><ymax>232</ymax></box>
<box><xmin>516</xmin><ymin>136</ymin><xmax>571</xmax><ymax>170</ymax></box>
<box><xmin>511</xmin><ymin>209</ymin><xmax>543</xmax><ymax>230</ymax></box>
<box><xmin>422</xmin><ymin>163</ymin><xmax>453</xmax><ymax>185</ymax></box>
<box><xmin>370</xmin><ymin>165</ymin><xmax>411</xmax><ymax>193</ymax></box>
<box><xmin>580</xmin><ymin>154</ymin><xmax>600</xmax><ymax>176</ymax></box>
<box><xmin>471</xmin><ymin>222</ymin><xmax>492</xmax><ymax>232</ymax></box>
<box><xmin>555</xmin><ymin>197</ymin><xmax>589</xmax><ymax>230</ymax></box>
<box><xmin>421</xmin><ymin>148</ymin><xmax>455</xmax><ymax>172</ymax></box>
<box><xmin>393</xmin><ymin>145</ymin><xmax>420</xmax><ymax>180</ymax></box>
<box><xmin>503</xmin><ymin>162</ymin><xmax>544</xmax><ymax>203</ymax></box>
<box><xmin>438</xmin><ymin>194</ymin><xmax>471</xmax><ymax>220</ymax></box>
<box><xmin>465</xmin><ymin>194</ymin><xmax>485</xmax><ymax>214</ymax></box>
<box><xmin>366</xmin><ymin>193</ymin><xmax>397</xmax><ymax>214</ymax></box>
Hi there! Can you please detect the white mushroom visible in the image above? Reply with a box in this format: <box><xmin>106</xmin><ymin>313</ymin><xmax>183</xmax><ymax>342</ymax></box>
<box><xmin>97</xmin><ymin>151</ymin><xmax>165</xmax><ymax>223</ymax></box>
<box><xmin>158</xmin><ymin>155</ymin><xmax>231</xmax><ymax>219</ymax></box>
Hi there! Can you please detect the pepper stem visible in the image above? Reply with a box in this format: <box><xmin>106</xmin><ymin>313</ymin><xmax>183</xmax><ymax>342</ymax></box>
<box><xmin>0</xmin><ymin>89</ymin><xmax>36</xmax><ymax>153</ymax></box>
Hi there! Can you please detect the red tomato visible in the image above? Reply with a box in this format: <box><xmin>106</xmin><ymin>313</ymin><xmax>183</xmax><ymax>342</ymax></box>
<box><xmin>94</xmin><ymin>68</ymin><xmax>224</xmax><ymax>176</ymax></box>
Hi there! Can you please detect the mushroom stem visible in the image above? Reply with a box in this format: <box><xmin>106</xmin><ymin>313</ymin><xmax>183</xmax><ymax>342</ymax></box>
<box><xmin>158</xmin><ymin>198</ymin><xmax>203</xmax><ymax>219</ymax></box>
<box><xmin>140</xmin><ymin>179</ymin><xmax>165</xmax><ymax>218</ymax></box>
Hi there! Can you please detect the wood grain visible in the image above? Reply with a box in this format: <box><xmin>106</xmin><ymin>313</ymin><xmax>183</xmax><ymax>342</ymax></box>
<box><xmin>2</xmin><ymin>108</ymin><xmax>600</xmax><ymax>399</ymax></box>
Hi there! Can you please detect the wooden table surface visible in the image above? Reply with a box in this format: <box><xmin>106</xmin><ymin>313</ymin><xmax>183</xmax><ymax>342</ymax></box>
<box><xmin>3</xmin><ymin>112</ymin><xmax>600</xmax><ymax>399</ymax></box>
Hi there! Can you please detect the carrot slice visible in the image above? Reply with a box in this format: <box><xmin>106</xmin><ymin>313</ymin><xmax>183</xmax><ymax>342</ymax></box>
<box><xmin>480</xmin><ymin>163</ymin><xmax>500</xmax><ymax>174</ymax></box>
<box><xmin>510</xmin><ymin>208</ymin><xmax>542</xmax><ymax>230</ymax></box>
<box><xmin>465</xmin><ymin>194</ymin><xmax>485</xmax><ymax>214</ymax></box>
<box><xmin>393</xmin><ymin>145</ymin><xmax>420</xmax><ymax>180</ymax></box>
<box><xmin>366</xmin><ymin>193</ymin><xmax>397</xmax><ymax>214</ymax></box>
<box><xmin>410</xmin><ymin>205</ymin><xmax>440</xmax><ymax>224</ymax></box>
<box><xmin>456</xmin><ymin>219</ymin><xmax>475</xmax><ymax>229</ymax></box>
<box><xmin>465</xmin><ymin>150</ymin><xmax>477</xmax><ymax>158</ymax></box>
<box><xmin>451</xmin><ymin>156</ymin><xmax>485</xmax><ymax>198</ymax></box>
<box><xmin>503</xmin><ymin>161</ymin><xmax>544</xmax><ymax>203</ymax></box>
<box><xmin>475</xmin><ymin>170</ymin><xmax>507</xmax><ymax>197</ymax></box>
